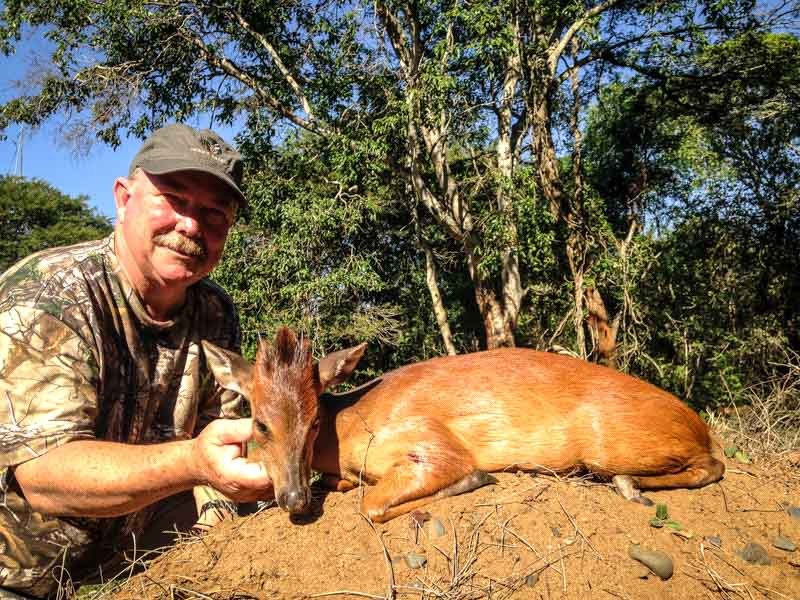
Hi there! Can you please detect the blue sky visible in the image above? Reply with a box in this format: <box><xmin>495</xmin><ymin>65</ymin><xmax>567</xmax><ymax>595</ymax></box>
<box><xmin>1</xmin><ymin>31</ymin><xmax>241</xmax><ymax>220</ymax></box>
<box><xmin>1</xmin><ymin>123</ymin><xmax>135</xmax><ymax>220</ymax></box>
<box><xmin>0</xmin><ymin>30</ymin><xmax>134</xmax><ymax>219</ymax></box>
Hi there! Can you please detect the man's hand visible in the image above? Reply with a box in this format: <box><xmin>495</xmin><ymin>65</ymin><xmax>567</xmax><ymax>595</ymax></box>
<box><xmin>190</xmin><ymin>418</ymin><xmax>274</xmax><ymax>502</ymax></box>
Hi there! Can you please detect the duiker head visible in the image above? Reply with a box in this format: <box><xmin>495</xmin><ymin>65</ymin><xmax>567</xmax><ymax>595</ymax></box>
<box><xmin>202</xmin><ymin>327</ymin><xmax>365</xmax><ymax>516</ymax></box>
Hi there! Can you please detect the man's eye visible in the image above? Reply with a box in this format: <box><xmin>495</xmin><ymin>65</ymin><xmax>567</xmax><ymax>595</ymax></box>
<box><xmin>163</xmin><ymin>193</ymin><xmax>186</xmax><ymax>208</ymax></box>
<box><xmin>204</xmin><ymin>209</ymin><xmax>230</xmax><ymax>227</ymax></box>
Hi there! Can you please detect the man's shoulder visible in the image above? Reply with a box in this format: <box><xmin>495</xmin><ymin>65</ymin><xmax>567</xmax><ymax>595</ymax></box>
<box><xmin>194</xmin><ymin>277</ymin><xmax>238</xmax><ymax>314</ymax></box>
<box><xmin>0</xmin><ymin>237</ymin><xmax>111</xmax><ymax>297</ymax></box>
<box><xmin>192</xmin><ymin>278</ymin><xmax>241</xmax><ymax>346</ymax></box>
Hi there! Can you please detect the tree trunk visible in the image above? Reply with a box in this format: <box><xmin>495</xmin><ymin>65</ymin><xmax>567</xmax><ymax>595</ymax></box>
<box><xmin>379</xmin><ymin>0</ymin><xmax>525</xmax><ymax>349</ymax></box>
<box><xmin>567</xmin><ymin>39</ymin><xmax>587</xmax><ymax>358</ymax></box>
<box><xmin>414</xmin><ymin>206</ymin><xmax>457</xmax><ymax>355</ymax></box>
<box><xmin>423</xmin><ymin>244</ymin><xmax>457</xmax><ymax>355</ymax></box>
<box><xmin>531</xmin><ymin>93</ymin><xmax>566</xmax><ymax>222</ymax></box>
<box><xmin>585</xmin><ymin>287</ymin><xmax>619</xmax><ymax>368</ymax></box>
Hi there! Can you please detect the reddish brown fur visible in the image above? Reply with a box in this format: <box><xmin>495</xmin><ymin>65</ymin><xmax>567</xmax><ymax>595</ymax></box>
<box><xmin>313</xmin><ymin>347</ymin><xmax>724</xmax><ymax>521</ymax></box>
<box><xmin>223</xmin><ymin>328</ymin><xmax>724</xmax><ymax>522</ymax></box>
<box><xmin>249</xmin><ymin>329</ymin><xmax>320</xmax><ymax>513</ymax></box>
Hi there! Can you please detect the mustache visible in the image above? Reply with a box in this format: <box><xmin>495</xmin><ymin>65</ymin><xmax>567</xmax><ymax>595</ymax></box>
<box><xmin>153</xmin><ymin>232</ymin><xmax>207</xmax><ymax>259</ymax></box>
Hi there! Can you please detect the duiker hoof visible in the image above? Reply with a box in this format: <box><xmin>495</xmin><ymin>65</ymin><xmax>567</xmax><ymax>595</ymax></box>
<box><xmin>612</xmin><ymin>474</ymin><xmax>651</xmax><ymax>505</ymax></box>
<box><xmin>632</xmin><ymin>494</ymin><xmax>654</xmax><ymax>506</ymax></box>
<box><xmin>442</xmin><ymin>470</ymin><xmax>497</xmax><ymax>498</ymax></box>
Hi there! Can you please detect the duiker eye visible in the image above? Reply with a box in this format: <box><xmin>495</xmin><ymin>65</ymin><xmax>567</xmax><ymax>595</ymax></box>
<box><xmin>255</xmin><ymin>419</ymin><xmax>271</xmax><ymax>437</ymax></box>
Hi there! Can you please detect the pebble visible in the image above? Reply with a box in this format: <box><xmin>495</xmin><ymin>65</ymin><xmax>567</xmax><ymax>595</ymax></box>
<box><xmin>628</xmin><ymin>544</ymin><xmax>674</xmax><ymax>580</ymax></box>
<box><xmin>773</xmin><ymin>536</ymin><xmax>796</xmax><ymax>552</ymax></box>
<box><xmin>706</xmin><ymin>536</ymin><xmax>722</xmax><ymax>548</ymax></box>
<box><xmin>427</xmin><ymin>518</ymin><xmax>446</xmax><ymax>538</ymax></box>
<box><xmin>737</xmin><ymin>542</ymin><xmax>772</xmax><ymax>565</ymax></box>
<box><xmin>788</xmin><ymin>506</ymin><xmax>800</xmax><ymax>520</ymax></box>
<box><xmin>403</xmin><ymin>552</ymin><xmax>427</xmax><ymax>569</ymax></box>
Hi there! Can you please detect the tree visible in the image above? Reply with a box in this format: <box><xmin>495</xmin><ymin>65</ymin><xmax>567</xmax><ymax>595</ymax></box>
<box><xmin>578</xmin><ymin>30</ymin><xmax>800</xmax><ymax>405</ymax></box>
<box><xmin>1</xmin><ymin>0</ymin><xmax>796</xmax><ymax>354</ymax></box>
<box><xmin>0</xmin><ymin>175</ymin><xmax>112</xmax><ymax>273</ymax></box>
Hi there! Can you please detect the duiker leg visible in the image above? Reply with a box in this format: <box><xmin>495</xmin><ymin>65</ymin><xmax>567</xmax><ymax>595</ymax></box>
<box><xmin>632</xmin><ymin>454</ymin><xmax>725</xmax><ymax>490</ymax></box>
<box><xmin>362</xmin><ymin>464</ymin><xmax>496</xmax><ymax>523</ymax></box>
<box><xmin>612</xmin><ymin>475</ymin><xmax>654</xmax><ymax>506</ymax></box>
<box><xmin>319</xmin><ymin>474</ymin><xmax>357</xmax><ymax>492</ymax></box>
<box><xmin>360</xmin><ymin>427</ymin><xmax>493</xmax><ymax>522</ymax></box>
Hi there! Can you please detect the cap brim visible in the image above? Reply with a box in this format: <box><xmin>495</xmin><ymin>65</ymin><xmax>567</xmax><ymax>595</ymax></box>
<box><xmin>136</xmin><ymin>159</ymin><xmax>246</xmax><ymax>208</ymax></box>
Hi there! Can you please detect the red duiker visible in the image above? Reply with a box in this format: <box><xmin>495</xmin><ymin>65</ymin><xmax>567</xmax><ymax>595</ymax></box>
<box><xmin>203</xmin><ymin>328</ymin><xmax>724</xmax><ymax>522</ymax></box>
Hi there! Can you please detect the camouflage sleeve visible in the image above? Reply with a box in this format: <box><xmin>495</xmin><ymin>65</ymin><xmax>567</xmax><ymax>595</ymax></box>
<box><xmin>0</xmin><ymin>305</ymin><xmax>98</xmax><ymax>469</ymax></box>
<box><xmin>193</xmin><ymin>281</ymin><xmax>247</xmax><ymax>432</ymax></box>
<box><xmin>195</xmin><ymin>380</ymin><xmax>248</xmax><ymax>434</ymax></box>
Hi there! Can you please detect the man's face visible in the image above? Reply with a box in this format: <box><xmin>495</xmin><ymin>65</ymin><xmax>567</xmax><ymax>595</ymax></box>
<box><xmin>115</xmin><ymin>169</ymin><xmax>237</xmax><ymax>288</ymax></box>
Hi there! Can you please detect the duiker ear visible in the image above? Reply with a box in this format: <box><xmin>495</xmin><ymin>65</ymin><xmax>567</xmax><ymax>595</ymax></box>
<box><xmin>201</xmin><ymin>340</ymin><xmax>253</xmax><ymax>398</ymax></box>
<box><xmin>317</xmin><ymin>343</ymin><xmax>367</xmax><ymax>391</ymax></box>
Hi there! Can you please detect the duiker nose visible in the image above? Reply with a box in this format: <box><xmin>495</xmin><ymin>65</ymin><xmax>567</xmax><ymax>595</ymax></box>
<box><xmin>278</xmin><ymin>488</ymin><xmax>309</xmax><ymax>514</ymax></box>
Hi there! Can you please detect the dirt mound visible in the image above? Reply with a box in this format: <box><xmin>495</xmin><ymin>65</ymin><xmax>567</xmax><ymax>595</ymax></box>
<box><xmin>106</xmin><ymin>456</ymin><xmax>799</xmax><ymax>599</ymax></box>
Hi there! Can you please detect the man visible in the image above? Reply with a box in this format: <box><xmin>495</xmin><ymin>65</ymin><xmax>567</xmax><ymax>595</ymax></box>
<box><xmin>0</xmin><ymin>124</ymin><xmax>273</xmax><ymax>598</ymax></box>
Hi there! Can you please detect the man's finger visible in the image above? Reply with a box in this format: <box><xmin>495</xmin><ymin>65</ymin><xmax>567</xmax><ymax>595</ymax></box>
<box><xmin>208</xmin><ymin>418</ymin><xmax>253</xmax><ymax>444</ymax></box>
<box><xmin>229</xmin><ymin>458</ymin><xmax>272</xmax><ymax>486</ymax></box>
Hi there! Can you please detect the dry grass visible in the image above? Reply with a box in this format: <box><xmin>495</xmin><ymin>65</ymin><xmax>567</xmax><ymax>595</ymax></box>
<box><xmin>707</xmin><ymin>350</ymin><xmax>800</xmax><ymax>461</ymax></box>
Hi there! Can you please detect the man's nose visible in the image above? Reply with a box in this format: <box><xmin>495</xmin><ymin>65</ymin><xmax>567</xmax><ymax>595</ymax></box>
<box><xmin>174</xmin><ymin>212</ymin><xmax>201</xmax><ymax>237</ymax></box>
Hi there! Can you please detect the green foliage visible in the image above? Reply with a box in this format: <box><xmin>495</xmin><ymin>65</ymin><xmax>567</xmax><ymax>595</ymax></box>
<box><xmin>213</xmin><ymin>129</ymin><xmax>452</xmax><ymax>377</ymax></box>
<box><xmin>579</xmin><ymin>30</ymin><xmax>800</xmax><ymax>408</ymax></box>
<box><xmin>0</xmin><ymin>175</ymin><xmax>111</xmax><ymax>274</ymax></box>
<box><xmin>2</xmin><ymin>1</ymin><xmax>798</xmax><ymax>415</ymax></box>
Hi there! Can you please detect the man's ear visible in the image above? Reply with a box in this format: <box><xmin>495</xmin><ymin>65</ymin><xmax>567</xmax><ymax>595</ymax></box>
<box><xmin>201</xmin><ymin>340</ymin><xmax>253</xmax><ymax>398</ymax></box>
<box><xmin>316</xmin><ymin>343</ymin><xmax>368</xmax><ymax>392</ymax></box>
<box><xmin>113</xmin><ymin>177</ymin><xmax>132</xmax><ymax>225</ymax></box>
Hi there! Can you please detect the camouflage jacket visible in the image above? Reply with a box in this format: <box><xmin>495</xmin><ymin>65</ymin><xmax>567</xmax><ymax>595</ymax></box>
<box><xmin>0</xmin><ymin>235</ymin><xmax>244</xmax><ymax>597</ymax></box>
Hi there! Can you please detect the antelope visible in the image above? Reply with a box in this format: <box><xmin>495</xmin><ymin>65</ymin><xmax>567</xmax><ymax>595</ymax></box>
<box><xmin>202</xmin><ymin>328</ymin><xmax>725</xmax><ymax>523</ymax></box>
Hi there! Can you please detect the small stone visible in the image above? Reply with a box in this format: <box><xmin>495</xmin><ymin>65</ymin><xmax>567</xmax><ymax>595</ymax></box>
<box><xmin>773</xmin><ymin>536</ymin><xmax>796</xmax><ymax>552</ymax></box>
<box><xmin>788</xmin><ymin>506</ymin><xmax>800</xmax><ymax>520</ymax></box>
<box><xmin>706</xmin><ymin>536</ymin><xmax>722</xmax><ymax>548</ymax></box>
<box><xmin>403</xmin><ymin>552</ymin><xmax>427</xmax><ymax>569</ymax></box>
<box><xmin>737</xmin><ymin>542</ymin><xmax>771</xmax><ymax>565</ymax></box>
<box><xmin>628</xmin><ymin>544</ymin><xmax>674</xmax><ymax>580</ymax></box>
<box><xmin>551</xmin><ymin>527</ymin><xmax>561</xmax><ymax>538</ymax></box>
<box><xmin>427</xmin><ymin>518</ymin><xmax>446</xmax><ymax>538</ymax></box>
<box><xmin>524</xmin><ymin>573</ymin><xmax>539</xmax><ymax>587</ymax></box>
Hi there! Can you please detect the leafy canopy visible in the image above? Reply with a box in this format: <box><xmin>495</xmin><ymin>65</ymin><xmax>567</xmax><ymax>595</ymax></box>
<box><xmin>0</xmin><ymin>175</ymin><xmax>112</xmax><ymax>274</ymax></box>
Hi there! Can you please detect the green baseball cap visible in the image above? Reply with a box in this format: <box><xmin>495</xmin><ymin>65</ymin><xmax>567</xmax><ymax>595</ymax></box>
<box><xmin>129</xmin><ymin>123</ymin><xmax>246</xmax><ymax>207</ymax></box>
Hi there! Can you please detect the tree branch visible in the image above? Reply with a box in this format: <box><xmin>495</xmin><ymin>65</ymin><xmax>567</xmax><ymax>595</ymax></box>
<box><xmin>225</xmin><ymin>6</ymin><xmax>317</xmax><ymax>123</ymax></box>
<box><xmin>179</xmin><ymin>31</ymin><xmax>332</xmax><ymax>137</ymax></box>
<box><xmin>374</xmin><ymin>0</ymin><xmax>413</xmax><ymax>76</ymax></box>
<box><xmin>547</xmin><ymin>0</ymin><xmax>624</xmax><ymax>76</ymax></box>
